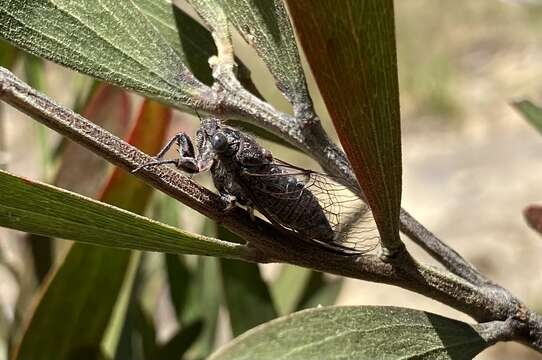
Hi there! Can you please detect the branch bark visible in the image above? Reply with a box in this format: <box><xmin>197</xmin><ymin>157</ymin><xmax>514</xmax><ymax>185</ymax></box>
<box><xmin>2</xmin><ymin>67</ymin><xmax>542</xmax><ymax>352</ymax></box>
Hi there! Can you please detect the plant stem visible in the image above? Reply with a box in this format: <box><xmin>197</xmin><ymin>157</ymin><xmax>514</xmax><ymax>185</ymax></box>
<box><xmin>1</xmin><ymin>66</ymin><xmax>542</xmax><ymax>352</ymax></box>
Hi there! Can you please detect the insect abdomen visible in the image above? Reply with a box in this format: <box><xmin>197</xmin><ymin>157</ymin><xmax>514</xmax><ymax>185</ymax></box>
<box><xmin>247</xmin><ymin>173</ymin><xmax>336</xmax><ymax>242</ymax></box>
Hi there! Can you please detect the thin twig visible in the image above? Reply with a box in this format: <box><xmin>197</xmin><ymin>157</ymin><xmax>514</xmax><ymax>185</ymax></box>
<box><xmin>2</xmin><ymin>67</ymin><xmax>542</xmax><ymax>352</ymax></box>
<box><xmin>399</xmin><ymin>209</ymin><xmax>489</xmax><ymax>286</ymax></box>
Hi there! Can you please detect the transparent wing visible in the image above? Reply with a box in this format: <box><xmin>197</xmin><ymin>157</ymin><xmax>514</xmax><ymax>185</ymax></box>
<box><xmin>239</xmin><ymin>159</ymin><xmax>380</xmax><ymax>254</ymax></box>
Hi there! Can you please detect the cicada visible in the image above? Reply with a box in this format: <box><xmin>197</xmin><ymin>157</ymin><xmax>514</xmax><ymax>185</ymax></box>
<box><xmin>134</xmin><ymin>117</ymin><xmax>378</xmax><ymax>255</ymax></box>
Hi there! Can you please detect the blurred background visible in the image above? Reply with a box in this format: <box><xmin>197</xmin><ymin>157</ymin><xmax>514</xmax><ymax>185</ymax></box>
<box><xmin>1</xmin><ymin>0</ymin><xmax>542</xmax><ymax>359</ymax></box>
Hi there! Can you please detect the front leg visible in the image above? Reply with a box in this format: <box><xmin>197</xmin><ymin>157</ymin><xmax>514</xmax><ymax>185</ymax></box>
<box><xmin>220</xmin><ymin>193</ymin><xmax>237</xmax><ymax>210</ymax></box>
<box><xmin>132</xmin><ymin>132</ymin><xmax>200</xmax><ymax>174</ymax></box>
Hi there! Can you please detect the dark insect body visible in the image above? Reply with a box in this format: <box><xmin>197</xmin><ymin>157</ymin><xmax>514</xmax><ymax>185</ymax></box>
<box><xmin>134</xmin><ymin>117</ymin><xmax>377</xmax><ymax>255</ymax></box>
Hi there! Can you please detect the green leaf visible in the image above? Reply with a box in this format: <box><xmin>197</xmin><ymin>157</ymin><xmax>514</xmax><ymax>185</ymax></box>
<box><xmin>218</xmin><ymin>0</ymin><xmax>310</xmax><ymax>109</ymax></box>
<box><xmin>102</xmin><ymin>253</ymin><xmax>142</xmax><ymax>360</ymax></box>
<box><xmin>0</xmin><ymin>39</ymin><xmax>19</xmax><ymax>68</ymax></box>
<box><xmin>188</xmin><ymin>0</ymin><xmax>229</xmax><ymax>35</ymax></box>
<box><xmin>22</xmin><ymin>53</ymin><xmax>45</xmax><ymax>91</ymax></box>
<box><xmin>165</xmin><ymin>254</ymin><xmax>193</xmax><ymax>323</ymax></box>
<box><xmin>209</xmin><ymin>306</ymin><xmax>490</xmax><ymax>360</ymax></box>
<box><xmin>186</xmin><ymin>256</ymin><xmax>221</xmax><ymax>359</ymax></box>
<box><xmin>513</xmin><ymin>100</ymin><xmax>542</xmax><ymax>135</ymax></box>
<box><xmin>133</xmin><ymin>302</ymin><xmax>158</xmax><ymax>360</ymax></box>
<box><xmin>272</xmin><ymin>267</ymin><xmax>343</xmax><ymax>314</ymax></box>
<box><xmin>271</xmin><ymin>265</ymin><xmax>312</xmax><ymax>315</ymax></box>
<box><xmin>296</xmin><ymin>274</ymin><xmax>343</xmax><ymax>311</ymax></box>
<box><xmin>13</xmin><ymin>244</ymin><xmax>131</xmax><ymax>360</ymax></box>
<box><xmin>157</xmin><ymin>320</ymin><xmax>203</xmax><ymax>360</ymax></box>
<box><xmin>0</xmin><ymin>0</ymin><xmax>210</xmax><ymax>108</ymax></box>
<box><xmin>285</xmin><ymin>1</ymin><xmax>403</xmax><ymax>250</ymax></box>
<box><xmin>131</xmin><ymin>0</ymin><xmax>214</xmax><ymax>86</ymax></box>
<box><xmin>0</xmin><ymin>169</ymin><xmax>246</xmax><ymax>258</ymax></box>
<box><xmin>218</xmin><ymin>227</ymin><xmax>277</xmax><ymax>336</ymax></box>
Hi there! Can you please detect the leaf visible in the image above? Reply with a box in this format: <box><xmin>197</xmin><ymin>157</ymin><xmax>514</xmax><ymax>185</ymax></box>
<box><xmin>157</xmin><ymin>320</ymin><xmax>203</xmax><ymax>360</ymax></box>
<box><xmin>186</xmin><ymin>256</ymin><xmax>221</xmax><ymax>359</ymax></box>
<box><xmin>272</xmin><ymin>267</ymin><xmax>343</xmax><ymax>314</ymax></box>
<box><xmin>209</xmin><ymin>306</ymin><xmax>490</xmax><ymax>360</ymax></box>
<box><xmin>131</xmin><ymin>0</ymin><xmax>214</xmax><ymax>86</ymax></box>
<box><xmin>218</xmin><ymin>0</ymin><xmax>310</xmax><ymax>110</ymax></box>
<box><xmin>165</xmin><ymin>254</ymin><xmax>193</xmax><ymax>323</ymax></box>
<box><xmin>0</xmin><ymin>0</ymin><xmax>210</xmax><ymax>108</ymax></box>
<box><xmin>0</xmin><ymin>39</ymin><xmax>19</xmax><ymax>68</ymax></box>
<box><xmin>513</xmin><ymin>100</ymin><xmax>542</xmax><ymax>135</ymax></box>
<box><xmin>13</xmin><ymin>244</ymin><xmax>132</xmax><ymax>360</ymax></box>
<box><xmin>133</xmin><ymin>302</ymin><xmax>158</xmax><ymax>360</ymax></box>
<box><xmin>0</xmin><ymin>169</ymin><xmax>246</xmax><ymax>258</ymax></box>
<box><xmin>22</xmin><ymin>53</ymin><xmax>45</xmax><ymax>91</ymax></box>
<box><xmin>14</xmin><ymin>99</ymin><xmax>171</xmax><ymax>360</ymax></box>
<box><xmin>296</xmin><ymin>273</ymin><xmax>343</xmax><ymax>311</ymax></box>
<box><xmin>103</xmin><ymin>253</ymin><xmax>142</xmax><ymax>360</ymax></box>
<box><xmin>162</xmin><ymin>222</ymin><xmax>222</xmax><ymax>359</ymax></box>
<box><xmin>285</xmin><ymin>1</ymin><xmax>403</xmax><ymax>250</ymax></box>
<box><xmin>218</xmin><ymin>227</ymin><xmax>277</xmax><ymax>337</ymax></box>
<box><xmin>271</xmin><ymin>265</ymin><xmax>312</xmax><ymax>315</ymax></box>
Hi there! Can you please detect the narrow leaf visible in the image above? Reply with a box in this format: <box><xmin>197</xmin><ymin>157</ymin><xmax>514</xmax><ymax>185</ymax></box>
<box><xmin>0</xmin><ymin>0</ymin><xmax>209</xmax><ymax>108</ymax></box>
<box><xmin>131</xmin><ymin>0</ymin><xmax>214</xmax><ymax>86</ymax></box>
<box><xmin>271</xmin><ymin>265</ymin><xmax>312</xmax><ymax>315</ymax></box>
<box><xmin>14</xmin><ymin>244</ymin><xmax>130</xmax><ymax>360</ymax></box>
<box><xmin>513</xmin><ymin>100</ymin><xmax>542</xmax><ymax>135</ymax></box>
<box><xmin>165</xmin><ymin>254</ymin><xmax>193</xmax><ymax>323</ymax></box>
<box><xmin>186</xmin><ymin>256</ymin><xmax>221</xmax><ymax>359</ymax></box>
<box><xmin>285</xmin><ymin>1</ymin><xmax>403</xmax><ymax>250</ymax></box>
<box><xmin>218</xmin><ymin>0</ymin><xmax>311</xmax><ymax>110</ymax></box>
<box><xmin>157</xmin><ymin>320</ymin><xmax>203</xmax><ymax>360</ymax></box>
<box><xmin>296</xmin><ymin>273</ymin><xmax>343</xmax><ymax>311</ymax></box>
<box><xmin>209</xmin><ymin>306</ymin><xmax>489</xmax><ymax>360</ymax></box>
<box><xmin>22</xmin><ymin>53</ymin><xmax>45</xmax><ymax>91</ymax></box>
<box><xmin>133</xmin><ymin>302</ymin><xmax>158</xmax><ymax>360</ymax></box>
<box><xmin>218</xmin><ymin>227</ymin><xmax>277</xmax><ymax>336</ymax></box>
<box><xmin>0</xmin><ymin>39</ymin><xmax>19</xmax><ymax>68</ymax></box>
<box><xmin>0</xmin><ymin>169</ymin><xmax>246</xmax><ymax>258</ymax></box>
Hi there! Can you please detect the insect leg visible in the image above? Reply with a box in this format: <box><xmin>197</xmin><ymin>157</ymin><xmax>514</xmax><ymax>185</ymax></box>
<box><xmin>220</xmin><ymin>193</ymin><xmax>237</xmax><ymax>210</ymax></box>
<box><xmin>175</xmin><ymin>132</ymin><xmax>199</xmax><ymax>173</ymax></box>
<box><xmin>132</xmin><ymin>132</ymin><xmax>199</xmax><ymax>173</ymax></box>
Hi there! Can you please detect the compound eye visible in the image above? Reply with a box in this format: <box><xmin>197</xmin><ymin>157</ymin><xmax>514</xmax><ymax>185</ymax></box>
<box><xmin>212</xmin><ymin>133</ymin><xmax>228</xmax><ymax>153</ymax></box>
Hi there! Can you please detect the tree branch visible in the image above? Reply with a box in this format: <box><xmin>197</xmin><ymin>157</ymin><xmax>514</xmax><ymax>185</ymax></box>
<box><xmin>399</xmin><ymin>209</ymin><xmax>489</xmax><ymax>286</ymax></box>
<box><xmin>2</xmin><ymin>66</ymin><xmax>542</xmax><ymax>352</ymax></box>
<box><xmin>210</xmin><ymin>63</ymin><xmax>487</xmax><ymax>285</ymax></box>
